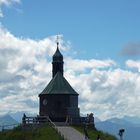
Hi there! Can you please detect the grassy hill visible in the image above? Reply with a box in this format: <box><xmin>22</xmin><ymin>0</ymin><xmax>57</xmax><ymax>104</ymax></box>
<box><xmin>73</xmin><ymin>125</ymin><xmax>117</xmax><ymax>140</ymax></box>
<box><xmin>0</xmin><ymin>124</ymin><xmax>117</xmax><ymax>140</ymax></box>
<box><xmin>0</xmin><ymin>125</ymin><xmax>63</xmax><ymax>140</ymax></box>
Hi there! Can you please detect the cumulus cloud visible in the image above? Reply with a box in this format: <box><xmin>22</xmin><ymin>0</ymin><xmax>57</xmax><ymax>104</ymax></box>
<box><xmin>0</xmin><ymin>27</ymin><xmax>65</xmax><ymax>114</ymax></box>
<box><xmin>65</xmin><ymin>58</ymin><xmax>116</xmax><ymax>73</ymax></box>
<box><xmin>0</xmin><ymin>26</ymin><xmax>140</xmax><ymax>120</ymax></box>
<box><xmin>121</xmin><ymin>42</ymin><xmax>140</xmax><ymax>57</ymax></box>
<box><xmin>0</xmin><ymin>0</ymin><xmax>20</xmax><ymax>5</ymax></box>
<box><xmin>0</xmin><ymin>8</ymin><xmax>3</xmax><ymax>17</ymax></box>
<box><xmin>126</xmin><ymin>60</ymin><xmax>140</xmax><ymax>72</ymax></box>
<box><xmin>0</xmin><ymin>0</ymin><xmax>20</xmax><ymax>17</ymax></box>
<box><xmin>65</xmin><ymin>67</ymin><xmax>140</xmax><ymax>120</ymax></box>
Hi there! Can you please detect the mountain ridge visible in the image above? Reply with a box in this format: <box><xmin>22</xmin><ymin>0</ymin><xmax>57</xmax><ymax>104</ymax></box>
<box><xmin>96</xmin><ymin>116</ymin><xmax>140</xmax><ymax>140</ymax></box>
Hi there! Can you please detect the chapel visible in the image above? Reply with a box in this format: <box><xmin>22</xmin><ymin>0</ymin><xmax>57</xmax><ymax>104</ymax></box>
<box><xmin>39</xmin><ymin>41</ymin><xmax>80</xmax><ymax>122</ymax></box>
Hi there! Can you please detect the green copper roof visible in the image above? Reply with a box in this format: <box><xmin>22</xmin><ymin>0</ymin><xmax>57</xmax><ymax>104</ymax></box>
<box><xmin>40</xmin><ymin>72</ymin><xmax>78</xmax><ymax>95</ymax></box>
<box><xmin>53</xmin><ymin>47</ymin><xmax>63</xmax><ymax>61</ymax></box>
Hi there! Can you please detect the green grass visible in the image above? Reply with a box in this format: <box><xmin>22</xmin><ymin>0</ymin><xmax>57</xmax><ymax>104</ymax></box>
<box><xmin>73</xmin><ymin>125</ymin><xmax>117</xmax><ymax>140</ymax></box>
<box><xmin>0</xmin><ymin>124</ymin><xmax>118</xmax><ymax>140</ymax></box>
<box><xmin>0</xmin><ymin>125</ymin><xmax>63</xmax><ymax>140</ymax></box>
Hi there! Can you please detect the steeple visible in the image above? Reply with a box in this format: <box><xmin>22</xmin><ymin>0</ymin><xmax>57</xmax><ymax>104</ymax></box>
<box><xmin>52</xmin><ymin>37</ymin><xmax>64</xmax><ymax>78</ymax></box>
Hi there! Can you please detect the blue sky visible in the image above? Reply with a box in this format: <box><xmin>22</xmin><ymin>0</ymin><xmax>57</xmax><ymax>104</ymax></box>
<box><xmin>1</xmin><ymin>0</ymin><xmax>140</xmax><ymax>61</ymax></box>
<box><xmin>0</xmin><ymin>0</ymin><xmax>140</xmax><ymax>119</ymax></box>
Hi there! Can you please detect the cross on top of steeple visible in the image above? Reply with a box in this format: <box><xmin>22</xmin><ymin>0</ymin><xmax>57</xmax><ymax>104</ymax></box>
<box><xmin>56</xmin><ymin>35</ymin><xmax>59</xmax><ymax>47</ymax></box>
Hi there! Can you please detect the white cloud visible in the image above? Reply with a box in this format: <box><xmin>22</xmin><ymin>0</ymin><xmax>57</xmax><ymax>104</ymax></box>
<box><xmin>0</xmin><ymin>0</ymin><xmax>20</xmax><ymax>17</ymax></box>
<box><xmin>0</xmin><ymin>26</ymin><xmax>140</xmax><ymax>121</ymax></box>
<box><xmin>0</xmin><ymin>8</ymin><xmax>3</xmax><ymax>17</ymax></box>
<box><xmin>0</xmin><ymin>0</ymin><xmax>20</xmax><ymax>6</ymax></box>
<box><xmin>126</xmin><ymin>60</ymin><xmax>140</xmax><ymax>72</ymax></box>
<box><xmin>0</xmin><ymin>27</ymin><xmax>65</xmax><ymax>115</ymax></box>
<box><xmin>65</xmin><ymin>67</ymin><xmax>140</xmax><ymax>120</ymax></box>
<box><xmin>65</xmin><ymin>58</ymin><xmax>116</xmax><ymax>73</ymax></box>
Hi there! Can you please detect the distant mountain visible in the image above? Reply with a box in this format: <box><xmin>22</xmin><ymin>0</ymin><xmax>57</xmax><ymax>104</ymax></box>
<box><xmin>0</xmin><ymin>114</ymin><xmax>18</xmax><ymax>131</ymax></box>
<box><xmin>107</xmin><ymin>117</ymin><xmax>134</xmax><ymax>127</ymax></box>
<box><xmin>96</xmin><ymin>117</ymin><xmax>140</xmax><ymax>140</ymax></box>
<box><xmin>0</xmin><ymin>114</ymin><xmax>18</xmax><ymax>125</ymax></box>
<box><xmin>122</xmin><ymin>116</ymin><xmax>140</xmax><ymax>126</ymax></box>
<box><xmin>10</xmin><ymin>111</ymin><xmax>37</xmax><ymax>123</ymax></box>
<box><xmin>10</xmin><ymin>112</ymin><xmax>24</xmax><ymax>123</ymax></box>
<box><xmin>0</xmin><ymin>112</ymin><xmax>37</xmax><ymax>131</ymax></box>
<box><xmin>96</xmin><ymin>120</ymin><xmax>121</xmax><ymax>139</ymax></box>
<box><xmin>94</xmin><ymin>117</ymin><xmax>101</xmax><ymax>123</ymax></box>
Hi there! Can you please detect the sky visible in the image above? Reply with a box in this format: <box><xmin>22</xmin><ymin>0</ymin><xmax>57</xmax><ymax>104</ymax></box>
<box><xmin>0</xmin><ymin>0</ymin><xmax>140</xmax><ymax>120</ymax></box>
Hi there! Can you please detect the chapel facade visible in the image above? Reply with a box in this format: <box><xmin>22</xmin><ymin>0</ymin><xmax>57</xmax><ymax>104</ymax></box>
<box><xmin>39</xmin><ymin>41</ymin><xmax>80</xmax><ymax>122</ymax></box>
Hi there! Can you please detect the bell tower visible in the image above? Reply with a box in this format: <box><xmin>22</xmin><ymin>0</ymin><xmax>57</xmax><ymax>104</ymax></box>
<box><xmin>52</xmin><ymin>40</ymin><xmax>64</xmax><ymax>77</ymax></box>
<box><xmin>39</xmin><ymin>36</ymin><xmax>79</xmax><ymax>122</ymax></box>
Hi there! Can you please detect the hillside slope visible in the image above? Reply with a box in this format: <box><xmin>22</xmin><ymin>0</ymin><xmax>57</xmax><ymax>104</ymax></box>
<box><xmin>0</xmin><ymin>124</ymin><xmax>117</xmax><ymax>140</ymax></box>
<box><xmin>73</xmin><ymin>125</ymin><xmax>117</xmax><ymax>140</ymax></box>
<box><xmin>0</xmin><ymin>126</ymin><xmax>63</xmax><ymax>140</ymax></box>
